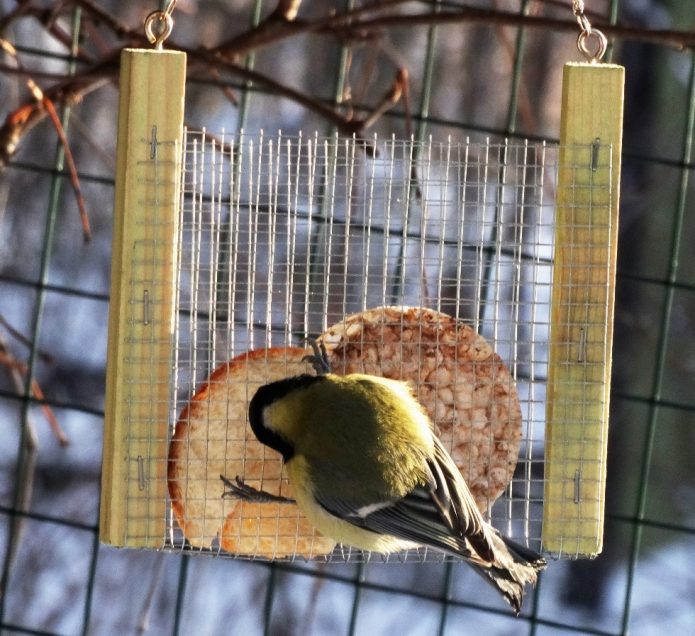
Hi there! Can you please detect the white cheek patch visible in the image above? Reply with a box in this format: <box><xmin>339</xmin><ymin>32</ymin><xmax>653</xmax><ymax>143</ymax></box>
<box><xmin>262</xmin><ymin>404</ymin><xmax>274</xmax><ymax>429</ymax></box>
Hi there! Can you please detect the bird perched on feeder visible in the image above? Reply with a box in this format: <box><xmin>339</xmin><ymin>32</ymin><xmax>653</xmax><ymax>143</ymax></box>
<box><xmin>222</xmin><ymin>342</ymin><xmax>546</xmax><ymax>614</ymax></box>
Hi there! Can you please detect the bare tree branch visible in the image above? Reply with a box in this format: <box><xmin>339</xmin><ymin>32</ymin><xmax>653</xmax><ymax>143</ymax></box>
<box><xmin>2</xmin><ymin>0</ymin><xmax>695</xmax><ymax>175</ymax></box>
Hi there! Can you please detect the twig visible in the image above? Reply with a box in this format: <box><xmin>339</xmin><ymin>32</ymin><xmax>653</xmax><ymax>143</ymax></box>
<box><xmin>3</xmin><ymin>0</ymin><xmax>695</xmax><ymax>175</ymax></box>
<box><xmin>361</xmin><ymin>68</ymin><xmax>407</xmax><ymax>131</ymax></box>
<box><xmin>188</xmin><ymin>49</ymin><xmax>362</xmax><ymax>134</ymax></box>
<box><xmin>0</xmin><ymin>54</ymin><xmax>117</xmax><ymax>169</ymax></box>
<box><xmin>29</xmin><ymin>378</ymin><xmax>69</xmax><ymax>447</ymax></box>
<box><xmin>0</xmin><ymin>349</ymin><xmax>69</xmax><ymax>446</ymax></box>
<box><xmin>0</xmin><ymin>37</ymin><xmax>92</xmax><ymax>240</ymax></box>
<box><xmin>0</xmin><ymin>314</ymin><xmax>54</xmax><ymax>364</ymax></box>
<box><xmin>210</xmin><ymin>1</ymin><xmax>695</xmax><ymax>56</ymax></box>
<box><xmin>41</xmin><ymin>95</ymin><xmax>92</xmax><ymax>242</ymax></box>
<box><xmin>72</xmin><ymin>0</ymin><xmax>140</xmax><ymax>41</ymax></box>
<box><xmin>0</xmin><ymin>334</ymin><xmax>39</xmax><ymax>599</ymax></box>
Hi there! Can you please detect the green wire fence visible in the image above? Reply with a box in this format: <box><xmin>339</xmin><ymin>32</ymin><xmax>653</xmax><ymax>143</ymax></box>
<box><xmin>1</xmin><ymin>1</ymin><xmax>694</xmax><ymax>634</ymax></box>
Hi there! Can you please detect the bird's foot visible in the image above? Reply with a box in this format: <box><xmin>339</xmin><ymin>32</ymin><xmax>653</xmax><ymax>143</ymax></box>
<box><xmin>302</xmin><ymin>339</ymin><xmax>331</xmax><ymax>376</ymax></box>
<box><xmin>220</xmin><ymin>475</ymin><xmax>295</xmax><ymax>504</ymax></box>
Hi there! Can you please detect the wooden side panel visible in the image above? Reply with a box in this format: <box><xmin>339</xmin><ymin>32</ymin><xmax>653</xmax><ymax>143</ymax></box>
<box><xmin>543</xmin><ymin>63</ymin><xmax>624</xmax><ymax>557</ymax></box>
<box><xmin>100</xmin><ymin>49</ymin><xmax>186</xmax><ymax>547</ymax></box>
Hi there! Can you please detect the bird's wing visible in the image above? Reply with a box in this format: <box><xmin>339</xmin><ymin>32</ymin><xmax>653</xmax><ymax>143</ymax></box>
<box><xmin>428</xmin><ymin>435</ymin><xmax>496</xmax><ymax>562</ymax></box>
<box><xmin>314</xmin><ymin>436</ymin><xmax>496</xmax><ymax>562</ymax></box>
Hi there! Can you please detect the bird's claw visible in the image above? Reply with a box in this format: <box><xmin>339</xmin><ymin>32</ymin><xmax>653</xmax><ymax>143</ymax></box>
<box><xmin>220</xmin><ymin>474</ymin><xmax>295</xmax><ymax>504</ymax></box>
<box><xmin>301</xmin><ymin>339</ymin><xmax>331</xmax><ymax>376</ymax></box>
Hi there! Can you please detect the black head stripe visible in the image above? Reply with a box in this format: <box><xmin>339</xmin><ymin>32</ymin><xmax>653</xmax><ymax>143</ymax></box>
<box><xmin>248</xmin><ymin>374</ymin><xmax>325</xmax><ymax>462</ymax></box>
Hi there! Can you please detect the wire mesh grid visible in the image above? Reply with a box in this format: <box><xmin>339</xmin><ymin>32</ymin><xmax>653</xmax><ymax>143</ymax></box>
<box><xmin>174</xmin><ymin>131</ymin><xmax>556</xmax><ymax>365</ymax></box>
<box><xmin>129</xmin><ymin>130</ymin><xmax>607</xmax><ymax>562</ymax></box>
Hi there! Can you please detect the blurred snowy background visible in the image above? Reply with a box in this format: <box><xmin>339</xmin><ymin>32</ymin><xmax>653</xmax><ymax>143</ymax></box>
<box><xmin>1</xmin><ymin>1</ymin><xmax>695</xmax><ymax>634</ymax></box>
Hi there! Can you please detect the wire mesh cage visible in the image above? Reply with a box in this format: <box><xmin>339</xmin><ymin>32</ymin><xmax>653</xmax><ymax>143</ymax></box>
<box><xmin>170</xmin><ymin>131</ymin><xmax>559</xmax><ymax>560</ymax></box>
<box><xmin>101</xmin><ymin>101</ymin><xmax>616</xmax><ymax>562</ymax></box>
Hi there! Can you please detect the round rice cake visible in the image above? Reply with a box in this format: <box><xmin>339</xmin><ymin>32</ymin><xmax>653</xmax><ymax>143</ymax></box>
<box><xmin>320</xmin><ymin>306</ymin><xmax>523</xmax><ymax>512</ymax></box>
<box><xmin>169</xmin><ymin>307</ymin><xmax>522</xmax><ymax>557</ymax></box>
<box><xmin>168</xmin><ymin>347</ymin><xmax>336</xmax><ymax>558</ymax></box>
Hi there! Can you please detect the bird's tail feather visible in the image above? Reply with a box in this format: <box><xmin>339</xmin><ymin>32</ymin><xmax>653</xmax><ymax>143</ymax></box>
<box><xmin>470</xmin><ymin>535</ymin><xmax>546</xmax><ymax>615</ymax></box>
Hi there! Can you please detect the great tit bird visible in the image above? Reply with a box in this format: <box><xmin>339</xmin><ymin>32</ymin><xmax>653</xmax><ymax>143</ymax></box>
<box><xmin>223</xmin><ymin>345</ymin><xmax>546</xmax><ymax>614</ymax></box>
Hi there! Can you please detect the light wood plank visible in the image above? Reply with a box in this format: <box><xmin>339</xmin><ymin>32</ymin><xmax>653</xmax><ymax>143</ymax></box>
<box><xmin>543</xmin><ymin>62</ymin><xmax>624</xmax><ymax>557</ymax></box>
<box><xmin>100</xmin><ymin>48</ymin><xmax>186</xmax><ymax>548</ymax></box>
